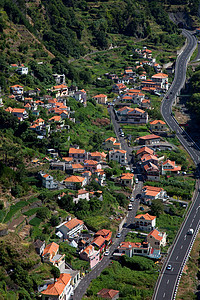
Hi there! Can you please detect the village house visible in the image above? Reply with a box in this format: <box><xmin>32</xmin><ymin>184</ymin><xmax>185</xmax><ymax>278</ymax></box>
<box><xmin>97</xmin><ymin>289</ymin><xmax>119</xmax><ymax>300</ymax></box>
<box><xmin>109</xmin><ymin>149</ymin><xmax>127</xmax><ymax>165</ymax></box>
<box><xmin>140</xmin><ymin>153</ymin><xmax>159</xmax><ymax>166</ymax></box>
<box><xmin>56</xmin><ymin>218</ymin><xmax>84</xmax><ymax>240</ymax></box>
<box><xmin>116</xmin><ymin>241</ymin><xmax>151</xmax><ymax>258</ymax></box>
<box><xmin>143</xmin><ymin>162</ymin><xmax>160</xmax><ymax>181</ymax></box>
<box><xmin>125</xmin><ymin>108</ymin><xmax>148</xmax><ymax>124</ymax></box>
<box><xmin>64</xmin><ymin>175</ymin><xmax>87</xmax><ymax>189</ymax></box>
<box><xmin>53</xmin><ymin>73</ymin><xmax>66</xmax><ymax>85</ymax></box>
<box><xmin>5</xmin><ymin>107</ymin><xmax>28</xmax><ymax>121</ymax></box>
<box><xmin>80</xmin><ymin>244</ymin><xmax>100</xmax><ymax>269</ymax></box>
<box><xmin>10</xmin><ymin>84</ymin><xmax>23</xmax><ymax>95</ymax></box>
<box><xmin>94</xmin><ymin>169</ymin><xmax>106</xmax><ymax>186</ymax></box>
<box><xmin>71</xmin><ymin>163</ymin><xmax>84</xmax><ymax>173</ymax></box>
<box><xmin>136</xmin><ymin>146</ymin><xmax>154</xmax><ymax>160</ymax></box>
<box><xmin>147</xmin><ymin>229</ymin><xmax>167</xmax><ymax>249</ymax></box>
<box><xmin>120</xmin><ymin>173</ymin><xmax>134</xmax><ymax>186</ymax></box>
<box><xmin>34</xmin><ymin>240</ymin><xmax>45</xmax><ymax>256</ymax></box>
<box><xmin>151</xmin><ymin>73</ymin><xmax>168</xmax><ymax>91</ymax></box>
<box><xmin>150</xmin><ymin>120</ymin><xmax>167</xmax><ymax>132</ymax></box>
<box><xmin>69</xmin><ymin>147</ymin><xmax>88</xmax><ymax>163</ymax></box>
<box><xmin>95</xmin><ymin>229</ymin><xmax>112</xmax><ymax>245</ymax></box>
<box><xmin>74</xmin><ymin>89</ymin><xmax>87</xmax><ymax>106</ymax></box>
<box><xmin>38</xmin><ymin>171</ymin><xmax>58</xmax><ymax>189</ymax></box>
<box><xmin>91</xmin><ymin>235</ymin><xmax>106</xmax><ymax>253</ymax></box>
<box><xmin>161</xmin><ymin>159</ymin><xmax>181</xmax><ymax>175</ymax></box>
<box><xmin>134</xmin><ymin>213</ymin><xmax>156</xmax><ymax>232</ymax></box>
<box><xmin>141</xmin><ymin>99</ymin><xmax>151</xmax><ymax>109</ymax></box>
<box><xmin>84</xmin><ymin>160</ymin><xmax>102</xmax><ymax>172</ymax></box>
<box><xmin>42</xmin><ymin>242</ymin><xmax>65</xmax><ymax>271</ymax></box>
<box><xmin>117</xmin><ymin>106</ymin><xmax>134</xmax><ymax>116</ymax></box>
<box><xmin>141</xmin><ymin>185</ymin><xmax>167</xmax><ymax>205</ymax></box>
<box><xmin>137</xmin><ymin>134</ymin><xmax>161</xmax><ymax>145</ymax></box>
<box><xmin>88</xmin><ymin>151</ymin><xmax>107</xmax><ymax>162</ymax></box>
<box><xmin>17</xmin><ymin>66</ymin><xmax>28</xmax><ymax>75</ymax></box>
<box><xmin>41</xmin><ymin>273</ymin><xmax>73</xmax><ymax>300</ymax></box>
<box><xmin>104</xmin><ymin>137</ymin><xmax>121</xmax><ymax>150</ymax></box>
<box><xmin>112</xmin><ymin>83</ymin><xmax>127</xmax><ymax>94</ymax></box>
<box><xmin>93</xmin><ymin>94</ymin><xmax>107</xmax><ymax>104</ymax></box>
<box><xmin>73</xmin><ymin>189</ymin><xmax>90</xmax><ymax>204</ymax></box>
<box><xmin>51</xmin><ymin>83</ymin><xmax>68</xmax><ymax>98</ymax></box>
<box><xmin>81</xmin><ymin>170</ymin><xmax>92</xmax><ymax>184</ymax></box>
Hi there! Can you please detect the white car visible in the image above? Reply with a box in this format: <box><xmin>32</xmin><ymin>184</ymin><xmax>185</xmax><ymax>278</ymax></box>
<box><xmin>104</xmin><ymin>250</ymin><xmax>110</xmax><ymax>256</ymax></box>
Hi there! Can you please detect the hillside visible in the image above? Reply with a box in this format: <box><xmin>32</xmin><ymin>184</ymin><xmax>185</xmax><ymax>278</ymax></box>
<box><xmin>1</xmin><ymin>0</ymin><xmax>199</xmax><ymax>91</ymax></box>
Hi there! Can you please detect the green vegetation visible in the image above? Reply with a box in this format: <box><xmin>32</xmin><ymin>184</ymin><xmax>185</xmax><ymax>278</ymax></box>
<box><xmin>85</xmin><ymin>258</ymin><xmax>159</xmax><ymax>299</ymax></box>
<box><xmin>145</xmin><ymin>175</ymin><xmax>195</xmax><ymax>200</ymax></box>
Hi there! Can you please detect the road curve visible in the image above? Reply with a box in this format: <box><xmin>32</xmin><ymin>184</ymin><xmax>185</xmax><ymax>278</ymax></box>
<box><xmin>153</xmin><ymin>30</ymin><xmax>200</xmax><ymax>300</ymax></box>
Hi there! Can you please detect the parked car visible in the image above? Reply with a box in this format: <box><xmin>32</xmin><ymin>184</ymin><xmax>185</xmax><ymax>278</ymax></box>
<box><xmin>104</xmin><ymin>250</ymin><xmax>110</xmax><ymax>256</ymax></box>
<box><xmin>116</xmin><ymin>232</ymin><xmax>121</xmax><ymax>238</ymax></box>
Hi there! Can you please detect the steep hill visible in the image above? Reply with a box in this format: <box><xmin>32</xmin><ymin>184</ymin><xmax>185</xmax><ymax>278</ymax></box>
<box><xmin>1</xmin><ymin>0</ymin><xmax>199</xmax><ymax>91</ymax></box>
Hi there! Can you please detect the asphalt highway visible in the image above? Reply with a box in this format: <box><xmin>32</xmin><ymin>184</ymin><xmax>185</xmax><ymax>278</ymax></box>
<box><xmin>153</xmin><ymin>30</ymin><xmax>200</xmax><ymax>300</ymax></box>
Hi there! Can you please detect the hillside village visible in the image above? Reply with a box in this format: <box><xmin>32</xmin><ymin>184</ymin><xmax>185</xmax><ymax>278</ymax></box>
<box><xmin>0</xmin><ymin>44</ymin><xmax>196</xmax><ymax>300</ymax></box>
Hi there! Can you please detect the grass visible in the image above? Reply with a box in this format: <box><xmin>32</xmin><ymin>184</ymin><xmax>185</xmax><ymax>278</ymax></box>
<box><xmin>29</xmin><ymin>217</ymin><xmax>42</xmax><ymax>226</ymax></box>
<box><xmin>84</xmin><ymin>215</ymin><xmax>111</xmax><ymax>232</ymax></box>
<box><xmin>23</xmin><ymin>207</ymin><xmax>41</xmax><ymax>217</ymax></box>
<box><xmin>85</xmin><ymin>260</ymin><xmax>159</xmax><ymax>299</ymax></box>
<box><xmin>0</xmin><ymin>210</ymin><xmax>5</xmax><ymax>222</ymax></box>
<box><xmin>4</xmin><ymin>201</ymin><xmax>28</xmax><ymax>223</ymax></box>
<box><xmin>157</xmin><ymin>213</ymin><xmax>182</xmax><ymax>246</ymax></box>
<box><xmin>125</xmin><ymin>231</ymin><xmax>145</xmax><ymax>243</ymax></box>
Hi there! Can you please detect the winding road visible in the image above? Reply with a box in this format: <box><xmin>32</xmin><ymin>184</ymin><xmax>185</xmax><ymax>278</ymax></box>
<box><xmin>153</xmin><ymin>29</ymin><xmax>200</xmax><ymax>300</ymax></box>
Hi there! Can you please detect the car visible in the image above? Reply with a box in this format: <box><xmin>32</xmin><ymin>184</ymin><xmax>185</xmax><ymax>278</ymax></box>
<box><xmin>166</xmin><ymin>264</ymin><xmax>172</xmax><ymax>270</ymax></box>
<box><xmin>128</xmin><ymin>204</ymin><xmax>132</xmax><ymax>210</ymax></box>
<box><xmin>116</xmin><ymin>233</ymin><xmax>121</xmax><ymax>238</ymax></box>
<box><xmin>130</xmin><ymin>197</ymin><xmax>134</xmax><ymax>202</ymax></box>
<box><xmin>140</xmin><ymin>206</ymin><xmax>144</xmax><ymax>211</ymax></box>
<box><xmin>166</xmin><ymin>96</ymin><xmax>169</xmax><ymax>99</ymax></box>
<box><xmin>104</xmin><ymin>250</ymin><xmax>110</xmax><ymax>256</ymax></box>
<box><xmin>135</xmin><ymin>178</ymin><xmax>138</xmax><ymax>184</ymax></box>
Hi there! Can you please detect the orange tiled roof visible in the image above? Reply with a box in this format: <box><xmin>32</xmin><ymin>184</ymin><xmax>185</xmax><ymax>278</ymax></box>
<box><xmin>139</xmin><ymin>134</ymin><xmax>160</xmax><ymax>140</ymax></box>
<box><xmin>42</xmin><ymin>242</ymin><xmax>59</xmax><ymax>257</ymax></box>
<box><xmin>62</xmin><ymin>157</ymin><xmax>73</xmax><ymax>162</ymax></box>
<box><xmin>92</xmin><ymin>235</ymin><xmax>106</xmax><ymax>247</ymax></box>
<box><xmin>97</xmin><ymin>289</ymin><xmax>119</xmax><ymax>299</ymax></box>
<box><xmin>82</xmin><ymin>244</ymin><xmax>94</xmax><ymax>255</ymax></box>
<box><xmin>135</xmin><ymin>213</ymin><xmax>156</xmax><ymax>221</ymax></box>
<box><xmin>49</xmin><ymin>116</ymin><xmax>61</xmax><ymax>122</ymax></box>
<box><xmin>105</xmin><ymin>137</ymin><xmax>116</xmax><ymax>143</ymax></box>
<box><xmin>64</xmin><ymin>175</ymin><xmax>85</xmax><ymax>183</ymax></box>
<box><xmin>121</xmin><ymin>173</ymin><xmax>134</xmax><ymax>180</ymax></box>
<box><xmin>148</xmin><ymin>229</ymin><xmax>164</xmax><ymax>241</ymax></box>
<box><xmin>152</xmin><ymin>73</ymin><xmax>168</xmax><ymax>78</ymax></box>
<box><xmin>136</xmin><ymin>146</ymin><xmax>154</xmax><ymax>156</ymax></box>
<box><xmin>84</xmin><ymin>160</ymin><xmax>98</xmax><ymax>165</ymax></box>
<box><xmin>64</xmin><ymin>218</ymin><xmax>84</xmax><ymax>230</ymax></box>
<box><xmin>127</xmin><ymin>108</ymin><xmax>145</xmax><ymax>114</ymax></box>
<box><xmin>93</xmin><ymin>94</ymin><xmax>107</xmax><ymax>98</ymax></box>
<box><xmin>150</xmin><ymin>120</ymin><xmax>166</xmax><ymax>125</ymax></box>
<box><xmin>141</xmin><ymin>154</ymin><xmax>158</xmax><ymax>162</ymax></box>
<box><xmin>53</xmin><ymin>84</ymin><xmax>68</xmax><ymax>90</ymax></box>
<box><xmin>72</xmin><ymin>163</ymin><xmax>84</xmax><ymax>169</ymax></box>
<box><xmin>143</xmin><ymin>185</ymin><xmax>164</xmax><ymax>192</ymax></box>
<box><xmin>109</xmin><ymin>149</ymin><xmax>126</xmax><ymax>154</ymax></box>
<box><xmin>96</xmin><ymin>229</ymin><xmax>111</xmax><ymax>237</ymax></box>
<box><xmin>69</xmin><ymin>148</ymin><xmax>86</xmax><ymax>154</ymax></box>
<box><xmin>10</xmin><ymin>84</ymin><xmax>23</xmax><ymax>88</ymax></box>
<box><xmin>41</xmin><ymin>273</ymin><xmax>71</xmax><ymax>296</ymax></box>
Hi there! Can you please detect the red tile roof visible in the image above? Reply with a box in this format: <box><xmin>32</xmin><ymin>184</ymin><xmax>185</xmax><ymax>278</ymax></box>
<box><xmin>135</xmin><ymin>213</ymin><xmax>156</xmax><ymax>221</ymax></box>
<box><xmin>97</xmin><ymin>289</ymin><xmax>119</xmax><ymax>299</ymax></box>
<box><xmin>42</xmin><ymin>242</ymin><xmax>59</xmax><ymax>257</ymax></box>
<box><xmin>139</xmin><ymin>134</ymin><xmax>160</xmax><ymax>140</ymax></box>
<box><xmin>148</xmin><ymin>229</ymin><xmax>164</xmax><ymax>241</ymax></box>
<box><xmin>41</xmin><ymin>273</ymin><xmax>71</xmax><ymax>296</ymax></box>
<box><xmin>64</xmin><ymin>218</ymin><xmax>84</xmax><ymax>230</ymax></box>
<box><xmin>150</xmin><ymin>120</ymin><xmax>166</xmax><ymax>125</ymax></box>
<box><xmin>69</xmin><ymin>148</ymin><xmax>86</xmax><ymax>154</ymax></box>
<box><xmin>136</xmin><ymin>146</ymin><xmax>154</xmax><ymax>156</ymax></box>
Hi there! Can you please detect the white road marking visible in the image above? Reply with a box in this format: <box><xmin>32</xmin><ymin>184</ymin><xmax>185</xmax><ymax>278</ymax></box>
<box><xmin>181</xmin><ymin>245</ymin><xmax>183</xmax><ymax>249</ymax></box>
<box><xmin>167</xmin><ymin>279</ymin><xmax>170</xmax><ymax>284</ymax></box>
<box><xmin>176</xmin><ymin>256</ymin><xmax>178</xmax><ymax>260</ymax></box>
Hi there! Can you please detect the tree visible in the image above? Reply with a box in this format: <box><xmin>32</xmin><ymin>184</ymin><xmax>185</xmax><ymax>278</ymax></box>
<box><xmin>50</xmin><ymin>215</ymin><xmax>60</xmax><ymax>227</ymax></box>
<box><xmin>51</xmin><ymin>266</ymin><xmax>60</xmax><ymax>281</ymax></box>
<box><xmin>150</xmin><ymin>199</ymin><xmax>164</xmax><ymax>217</ymax></box>
<box><xmin>36</xmin><ymin>207</ymin><xmax>51</xmax><ymax>220</ymax></box>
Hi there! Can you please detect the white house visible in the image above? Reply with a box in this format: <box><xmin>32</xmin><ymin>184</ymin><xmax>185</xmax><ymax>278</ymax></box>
<box><xmin>141</xmin><ymin>185</ymin><xmax>167</xmax><ymax>205</ymax></box>
<box><xmin>151</xmin><ymin>73</ymin><xmax>168</xmax><ymax>91</ymax></box>
<box><xmin>134</xmin><ymin>213</ymin><xmax>156</xmax><ymax>231</ymax></box>
<box><xmin>41</xmin><ymin>273</ymin><xmax>73</xmax><ymax>300</ymax></box>
<box><xmin>56</xmin><ymin>218</ymin><xmax>84</xmax><ymax>239</ymax></box>
<box><xmin>73</xmin><ymin>189</ymin><xmax>90</xmax><ymax>204</ymax></box>
<box><xmin>109</xmin><ymin>149</ymin><xmax>127</xmax><ymax>165</ymax></box>
<box><xmin>147</xmin><ymin>229</ymin><xmax>167</xmax><ymax>249</ymax></box>
<box><xmin>38</xmin><ymin>171</ymin><xmax>58</xmax><ymax>189</ymax></box>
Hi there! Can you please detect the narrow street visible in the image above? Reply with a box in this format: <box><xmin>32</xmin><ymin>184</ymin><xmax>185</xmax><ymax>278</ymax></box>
<box><xmin>73</xmin><ymin>109</ymin><xmax>143</xmax><ymax>299</ymax></box>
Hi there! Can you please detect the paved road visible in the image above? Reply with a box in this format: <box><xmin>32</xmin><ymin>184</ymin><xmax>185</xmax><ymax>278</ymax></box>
<box><xmin>153</xmin><ymin>29</ymin><xmax>200</xmax><ymax>300</ymax></box>
<box><xmin>73</xmin><ymin>182</ymin><xmax>142</xmax><ymax>299</ymax></box>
